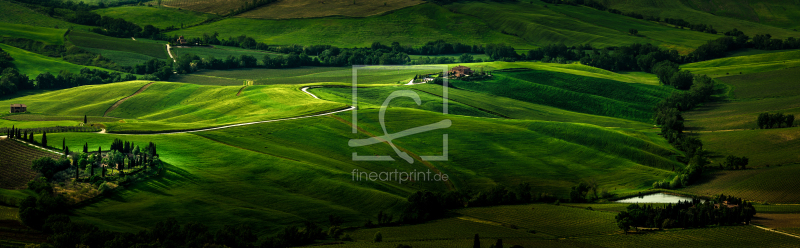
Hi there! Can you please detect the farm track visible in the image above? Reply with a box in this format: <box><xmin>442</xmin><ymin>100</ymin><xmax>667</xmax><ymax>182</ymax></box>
<box><xmin>103</xmin><ymin>82</ymin><xmax>155</xmax><ymax>117</ymax></box>
<box><xmin>236</xmin><ymin>85</ymin><xmax>247</xmax><ymax>96</ymax></box>
<box><xmin>751</xmin><ymin>224</ymin><xmax>800</xmax><ymax>239</ymax></box>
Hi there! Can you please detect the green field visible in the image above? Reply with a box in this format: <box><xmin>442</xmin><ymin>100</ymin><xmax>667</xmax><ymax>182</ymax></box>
<box><xmin>169</xmin><ymin>3</ymin><xmax>532</xmax><ymax>48</ymax></box>
<box><xmin>446</xmin><ymin>70</ymin><xmax>675</xmax><ymax>122</ymax></box>
<box><xmin>0</xmin><ymin>44</ymin><xmax>110</xmax><ymax>78</ymax></box>
<box><xmin>457</xmin><ymin>204</ymin><xmax>618</xmax><ymax>238</ymax></box>
<box><xmin>67</xmin><ymin>31</ymin><xmax>169</xmax><ymax>59</ymax></box>
<box><xmin>446</xmin><ymin>2</ymin><xmax>720</xmax><ymax>53</ymax></box>
<box><xmin>682</xmin><ymin>164</ymin><xmax>800</xmax><ymax>203</ymax></box>
<box><xmin>0</xmin><ymin>23</ymin><xmax>66</xmax><ymax>45</ymax></box>
<box><xmin>171</xmin><ymin>45</ymin><xmax>283</xmax><ymax>61</ymax></box>
<box><xmin>602</xmin><ymin>0</ymin><xmax>800</xmax><ymax>40</ymax></box>
<box><xmin>683</xmin><ymin>49</ymin><xmax>800</xmax><ymax>77</ymax></box>
<box><xmin>0</xmin><ymin>0</ymin><xmax>92</xmax><ymax>29</ymax></box>
<box><xmin>80</xmin><ymin>47</ymin><xmax>162</xmax><ymax>67</ymax></box>
<box><xmin>93</xmin><ymin>6</ymin><xmax>219</xmax><ymax>29</ymax></box>
<box><xmin>238</xmin><ymin>0</ymin><xmax>425</xmax><ymax>19</ymax></box>
<box><xmin>680</xmin><ymin>0</ymin><xmax>800</xmax><ymax>31</ymax></box>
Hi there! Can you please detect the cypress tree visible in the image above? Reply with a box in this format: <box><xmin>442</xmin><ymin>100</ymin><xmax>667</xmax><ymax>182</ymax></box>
<box><xmin>42</xmin><ymin>132</ymin><xmax>47</xmax><ymax>147</ymax></box>
<box><xmin>473</xmin><ymin>234</ymin><xmax>480</xmax><ymax>248</ymax></box>
<box><xmin>29</xmin><ymin>133</ymin><xmax>34</xmax><ymax>143</ymax></box>
<box><xmin>23</xmin><ymin>131</ymin><xmax>27</xmax><ymax>140</ymax></box>
<box><xmin>83</xmin><ymin>142</ymin><xmax>89</xmax><ymax>153</ymax></box>
<box><xmin>84</xmin><ymin>115</ymin><xmax>87</xmax><ymax>124</ymax></box>
<box><xmin>10</xmin><ymin>126</ymin><xmax>14</xmax><ymax>139</ymax></box>
<box><xmin>64</xmin><ymin>146</ymin><xmax>70</xmax><ymax>157</ymax></box>
<box><xmin>63</xmin><ymin>138</ymin><xmax>66</xmax><ymax>150</ymax></box>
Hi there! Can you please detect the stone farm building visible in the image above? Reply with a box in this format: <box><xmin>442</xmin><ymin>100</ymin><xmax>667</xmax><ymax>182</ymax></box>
<box><xmin>449</xmin><ymin>65</ymin><xmax>473</xmax><ymax>77</ymax></box>
<box><xmin>177</xmin><ymin>36</ymin><xmax>187</xmax><ymax>45</ymax></box>
<box><xmin>10</xmin><ymin>104</ymin><xmax>26</xmax><ymax>113</ymax></box>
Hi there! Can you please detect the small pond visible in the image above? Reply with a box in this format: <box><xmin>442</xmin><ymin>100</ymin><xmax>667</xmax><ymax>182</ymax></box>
<box><xmin>615</xmin><ymin>193</ymin><xmax>703</xmax><ymax>204</ymax></box>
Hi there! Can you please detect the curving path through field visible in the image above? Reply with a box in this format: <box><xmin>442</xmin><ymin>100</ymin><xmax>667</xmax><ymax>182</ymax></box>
<box><xmin>104</xmin><ymin>82</ymin><xmax>155</xmax><ymax>117</ymax></box>
<box><xmin>99</xmin><ymin>86</ymin><xmax>354</xmax><ymax>135</ymax></box>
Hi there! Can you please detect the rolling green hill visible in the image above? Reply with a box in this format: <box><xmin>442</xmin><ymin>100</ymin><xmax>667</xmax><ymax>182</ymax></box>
<box><xmin>0</xmin><ymin>43</ymin><xmax>110</xmax><ymax>78</ymax></box>
<box><xmin>0</xmin><ymin>0</ymin><xmax>92</xmax><ymax>29</ymax></box>
<box><xmin>169</xmin><ymin>3</ymin><xmax>532</xmax><ymax>48</ymax></box>
<box><xmin>0</xmin><ymin>23</ymin><xmax>66</xmax><ymax>45</ymax></box>
<box><xmin>51</xmin><ymin>106</ymin><xmax>679</xmax><ymax>233</ymax></box>
<box><xmin>67</xmin><ymin>31</ymin><xmax>169</xmax><ymax>59</ymax></box>
<box><xmin>93</xmin><ymin>6</ymin><xmax>219</xmax><ymax>29</ymax></box>
<box><xmin>679</xmin><ymin>0</ymin><xmax>800</xmax><ymax>31</ymax></box>
<box><xmin>237</xmin><ymin>0</ymin><xmax>425</xmax><ymax>19</ymax></box>
<box><xmin>445</xmin><ymin>70</ymin><xmax>674</xmax><ymax>122</ymax></box>
<box><xmin>446</xmin><ymin>1</ymin><xmax>720</xmax><ymax>53</ymax></box>
<box><xmin>683</xmin><ymin>49</ymin><xmax>800</xmax><ymax>77</ymax></box>
<box><xmin>600</xmin><ymin>0</ymin><xmax>800</xmax><ymax>39</ymax></box>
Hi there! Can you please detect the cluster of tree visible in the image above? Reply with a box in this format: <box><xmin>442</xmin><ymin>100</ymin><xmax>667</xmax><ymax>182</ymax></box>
<box><xmin>0</xmin><ymin>66</ymin><xmax>138</xmax><ymax>97</ymax></box>
<box><xmin>615</xmin><ymin>194</ymin><xmax>756</xmax><ymax>234</ymax></box>
<box><xmin>398</xmin><ymin>184</ymin><xmax>560</xmax><ymax>224</ymax></box>
<box><xmin>31</xmin><ymin>156</ymin><xmax>72</xmax><ymax>180</ymax></box>
<box><xmin>126</xmin><ymin>58</ymin><xmax>173</xmax><ymax>81</ymax></box>
<box><xmin>42</xmin><ymin>216</ymin><xmax>329</xmax><ymax>248</ymax></box>
<box><xmin>721</xmin><ymin>155</ymin><xmax>749</xmax><ymax>170</ymax></box>
<box><xmin>757</xmin><ymin>112</ymin><xmax>795</xmax><ymax>129</ymax></box>
<box><xmin>752</xmin><ymin>34</ymin><xmax>800</xmax><ymax>50</ymax></box>
<box><xmin>0</xmin><ymin>47</ymin><xmax>12</xmax><ymax>71</ymax></box>
<box><xmin>19</xmin><ymin>177</ymin><xmax>68</xmax><ymax>231</ymax></box>
<box><xmin>577</xmin><ymin>43</ymin><xmax>681</xmax><ymax>72</ymax></box>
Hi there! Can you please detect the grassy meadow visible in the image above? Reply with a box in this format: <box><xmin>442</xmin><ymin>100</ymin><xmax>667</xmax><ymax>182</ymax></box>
<box><xmin>0</xmin><ymin>23</ymin><xmax>66</xmax><ymax>45</ymax></box>
<box><xmin>680</xmin><ymin>0</ymin><xmax>800</xmax><ymax>31</ymax></box>
<box><xmin>0</xmin><ymin>44</ymin><xmax>110</xmax><ymax>78</ymax></box>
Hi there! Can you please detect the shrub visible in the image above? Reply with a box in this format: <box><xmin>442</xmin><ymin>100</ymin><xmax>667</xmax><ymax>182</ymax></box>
<box><xmin>373</xmin><ymin>231</ymin><xmax>382</xmax><ymax>242</ymax></box>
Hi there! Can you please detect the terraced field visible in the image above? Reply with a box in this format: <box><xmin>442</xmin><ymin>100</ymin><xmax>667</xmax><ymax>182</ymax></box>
<box><xmin>0</xmin><ymin>139</ymin><xmax>60</xmax><ymax>189</ymax></box>
<box><xmin>574</xmin><ymin>225</ymin><xmax>799</xmax><ymax>248</ymax></box>
<box><xmin>158</xmin><ymin>0</ymin><xmax>252</xmax><ymax>15</ymax></box>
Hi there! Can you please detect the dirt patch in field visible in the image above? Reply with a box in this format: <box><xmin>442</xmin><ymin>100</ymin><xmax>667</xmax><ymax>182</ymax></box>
<box><xmin>752</xmin><ymin>213</ymin><xmax>800</xmax><ymax>228</ymax></box>
<box><xmin>104</xmin><ymin>82</ymin><xmax>154</xmax><ymax>117</ymax></box>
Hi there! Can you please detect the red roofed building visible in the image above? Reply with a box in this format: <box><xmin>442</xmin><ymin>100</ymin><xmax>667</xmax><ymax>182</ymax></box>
<box><xmin>449</xmin><ymin>65</ymin><xmax>473</xmax><ymax>77</ymax></box>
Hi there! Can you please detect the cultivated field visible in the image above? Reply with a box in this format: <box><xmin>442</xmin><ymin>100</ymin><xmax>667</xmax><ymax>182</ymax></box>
<box><xmin>446</xmin><ymin>2</ymin><xmax>720</xmax><ymax>53</ymax></box>
<box><xmin>0</xmin><ymin>23</ymin><xmax>66</xmax><ymax>45</ymax></box>
<box><xmin>157</xmin><ymin>0</ymin><xmax>260</xmax><ymax>15</ymax></box>
<box><xmin>683</xmin><ymin>49</ymin><xmax>800</xmax><ymax>77</ymax></box>
<box><xmin>602</xmin><ymin>0</ymin><xmax>800</xmax><ymax>40</ymax></box>
<box><xmin>93</xmin><ymin>6</ymin><xmax>219</xmax><ymax>29</ymax></box>
<box><xmin>682</xmin><ymin>164</ymin><xmax>800</xmax><ymax>203</ymax></box>
<box><xmin>457</xmin><ymin>204</ymin><xmax>619</xmax><ymax>238</ymax></box>
<box><xmin>237</xmin><ymin>0</ymin><xmax>424</xmax><ymax>19</ymax></box>
<box><xmin>0</xmin><ymin>139</ymin><xmax>60</xmax><ymax>189</ymax></box>
<box><xmin>448</xmin><ymin>70</ymin><xmax>675</xmax><ymax>122</ymax></box>
<box><xmin>679</xmin><ymin>0</ymin><xmax>800</xmax><ymax>31</ymax></box>
<box><xmin>170</xmin><ymin>4</ymin><xmax>531</xmax><ymax>48</ymax></box>
<box><xmin>67</xmin><ymin>31</ymin><xmax>169</xmax><ymax>59</ymax></box>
